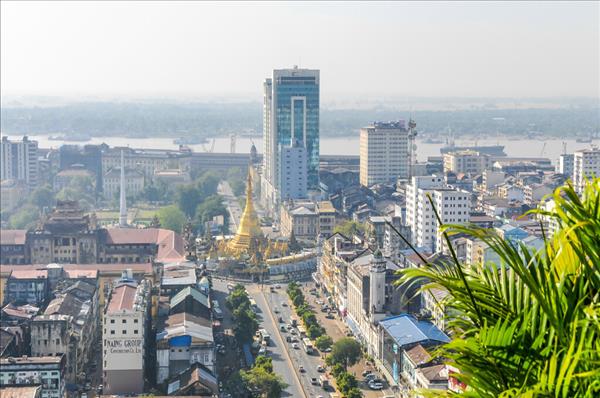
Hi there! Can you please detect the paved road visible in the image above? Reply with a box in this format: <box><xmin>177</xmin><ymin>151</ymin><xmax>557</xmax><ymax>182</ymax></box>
<box><xmin>246</xmin><ymin>284</ymin><xmax>307</xmax><ymax>398</ymax></box>
<box><xmin>218</xmin><ymin>181</ymin><xmax>241</xmax><ymax>232</ymax></box>
<box><xmin>261</xmin><ymin>283</ymin><xmax>333</xmax><ymax>398</ymax></box>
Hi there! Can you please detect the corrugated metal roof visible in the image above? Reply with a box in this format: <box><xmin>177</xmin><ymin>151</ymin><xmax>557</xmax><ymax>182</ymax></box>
<box><xmin>380</xmin><ymin>314</ymin><xmax>450</xmax><ymax>347</ymax></box>
<box><xmin>170</xmin><ymin>286</ymin><xmax>209</xmax><ymax>309</ymax></box>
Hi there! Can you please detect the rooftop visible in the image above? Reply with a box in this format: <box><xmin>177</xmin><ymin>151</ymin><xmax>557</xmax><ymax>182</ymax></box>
<box><xmin>105</xmin><ymin>228</ymin><xmax>185</xmax><ymax>262</ymax></box>
<box><xmin>170</xmin><ymin>286</ymin><xmax>210</xmax><ymax>310</ymax></box>
<box><xmin>0</xmin><ymin>263</ymin><xmax>153</xmax><ymax>277</ymax></box>
<box><xmin>0</xmin><ymin>230</ymin><xmax>27</xmax><ymax>245</ymax></box>
<box><xmin>9</xmin><ymin>270</ymin><xmax>47</xmax><ymax>280</ymax></box>
<box><xmin>106</xmin><ymin>284</ymin><xmax>138</xmax><ymax>313</ymax></box>
<box><xmin>0</xmin><ymin>355</ymin><xmax>63</xmax><ymax>365</ymax></box>
<box><xmin>0</xmin><ymin>386</ymin><xmax>42</xmax><ymax>398</ymax></box>
<box><xmin>380</xmin><ymin>314</ymin><xmax>450</xmax><ymax>348</ymax></box>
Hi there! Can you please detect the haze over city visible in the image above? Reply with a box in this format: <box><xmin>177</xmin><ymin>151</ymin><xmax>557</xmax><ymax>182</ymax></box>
<box><xmin>1</xmin><ymin>1</ymin><xmax>599</xmax><ymax>101</ymax></box>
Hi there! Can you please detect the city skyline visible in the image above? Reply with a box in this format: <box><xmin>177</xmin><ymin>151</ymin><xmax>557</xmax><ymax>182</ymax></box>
<box><xmin>1</xmin><ymin>2</ymin><xmax>598</xmax><ymax>100</ymax></box>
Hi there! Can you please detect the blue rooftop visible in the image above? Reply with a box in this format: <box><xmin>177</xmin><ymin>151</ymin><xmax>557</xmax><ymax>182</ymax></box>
<box><xmin>380</xmin><ymin>314</ymin><xmax>450</xmax><ymax>347</ymax></box>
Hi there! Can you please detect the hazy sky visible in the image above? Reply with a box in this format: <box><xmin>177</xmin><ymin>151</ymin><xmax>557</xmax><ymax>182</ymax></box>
<box><xmin>1</xmin><ymin>1</ymin><xmax>598</xmax><ymax>101</ymax></box>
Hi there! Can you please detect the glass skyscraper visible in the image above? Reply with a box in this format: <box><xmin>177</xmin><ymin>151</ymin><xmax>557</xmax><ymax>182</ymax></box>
<box><xmin>262</xmin><ymin>67</ymin><xmax>320</xmax><ymax>208</ymax></box>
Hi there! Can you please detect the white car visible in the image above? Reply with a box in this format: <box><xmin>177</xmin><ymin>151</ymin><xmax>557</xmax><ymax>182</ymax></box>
<box><xmin>292</xmin><ymin>343</ymin><xmax>299</xmax><ymax>349</ymax></box>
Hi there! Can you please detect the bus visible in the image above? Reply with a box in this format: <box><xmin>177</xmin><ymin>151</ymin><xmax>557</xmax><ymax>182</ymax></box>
<box><xmin>297</xmin><ymin>325</ymin><xmax>307</xmax><ymax>337</ymax></box>
<box><xmin>302</xmin><ymin>337</ymin><xmax>313</xmax><ymax>354</ymax></box>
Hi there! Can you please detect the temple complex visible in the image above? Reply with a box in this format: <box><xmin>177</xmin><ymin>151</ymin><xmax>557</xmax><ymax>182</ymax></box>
<box><xmin>226</xmin><ymin>172</ymin><xmax>263</xmax><ymax>254</ymax></box>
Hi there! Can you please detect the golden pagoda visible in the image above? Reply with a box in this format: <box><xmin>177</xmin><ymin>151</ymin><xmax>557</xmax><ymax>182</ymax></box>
<box><xmin>227</xmin><ymin>170</ymin><xmax>263</xmax><ymax>255</ymax></box>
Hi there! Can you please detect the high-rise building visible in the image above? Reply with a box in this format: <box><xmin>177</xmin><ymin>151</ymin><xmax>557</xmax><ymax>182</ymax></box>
<box><xmin>558</xmin><ymin>153</ymin><xmax>574</xmax><ymax>178</ymax></box>
<box><xmin>406</xmin><ymin>176</ymin><xmax>470</xmax><ymax>252</ymax></box>
<box><xmin>359</xmin><ymin>121</ymin><xmax>410</xmax><ymax>187</ymax></box>
<box><xmin>573</xmin><ymin>148</ymin><xmax>599</xmax><ymax>192</ymax></box>
<box><xmin>262</xmin><ymin>67</ymin><xmax>319</xmax><ymax>210</ymax></box>
<box><xmin>0</xmin><ymin>136</ymin><xmax>39</xmax><ymax>188</ymax></box>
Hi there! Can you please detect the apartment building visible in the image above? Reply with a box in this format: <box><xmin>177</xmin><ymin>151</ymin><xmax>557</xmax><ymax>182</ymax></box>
<box><xmin>359</xmin><ymin>121</ymin><xmax>410</xmax><ymax>187</ymax></box>
<box><xmin>573</xmin><ymin>147</ymin><xmax>600</xmax><ymax>193</ymax></box>
<box><xmin>443</xmin><ymin>150</ymin><xmax>491</xmax><ymax>175</ymax></box>
<box><xmin>0</xmin><ymin>136</ymin><xmax>39</xmax><ymax>189</ymax></box>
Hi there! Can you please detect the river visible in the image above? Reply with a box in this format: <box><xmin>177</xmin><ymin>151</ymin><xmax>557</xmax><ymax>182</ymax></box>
<box><xmin>3</xmin><ymin>134</ymin><xmax>598</xmax><ymax>164</ymax></box>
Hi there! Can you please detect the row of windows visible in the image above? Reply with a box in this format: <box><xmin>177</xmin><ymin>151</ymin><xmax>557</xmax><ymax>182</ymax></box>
<box><xmin>108</xmin><ymin>318</ymin><xmax>139</xmax><ymax>324</ymax></box>
<box><xmin>105</xmin><ymin>329</ymin><xmax>139</xmax><ymax>335</ymax></box>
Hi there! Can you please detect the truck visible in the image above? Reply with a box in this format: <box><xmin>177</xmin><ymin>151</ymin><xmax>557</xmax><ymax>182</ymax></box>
<box><xmin>297</xmin><ymin>325</ymin><xmax>307</xmax><ymax>337</ymax></box>
<box><xmin>259</xmin><ymin>329</ymin><xmax>270</xmax><ymax>343</ymax></box>
<box><xmin>320</xmin><ymin>375</ymin><xmax>330</xmax><ymax>389</ymax></box>
<box><xmin>290</xmin><ymin>316</ymin><xmax>298</xmax><ymax>327</ymax></box>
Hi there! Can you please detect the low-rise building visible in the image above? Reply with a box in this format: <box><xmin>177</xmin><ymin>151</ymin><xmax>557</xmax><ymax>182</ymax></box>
<box><xmin>317</xmin><ymin>201</ymin><xmax>336</xmax><ymax>238</ymax></box>
<box><xmin>378</xmin><ymin>314</ymin><xmax>450</xmax><ymax>393</ymax></box>
<box><xmin>279</xmin><ymin>200</ymin><xmax>319</xmax><ymax>242</ymax></box>
<box><xmin>156</xmin><ymin>312</ymin><xmax>215</xmax><ymax>384</ymax></box>
<box><xmin>0</xmin><ymin>385</ymin><xmax>42</xmax><ymax>398</ymax></box>
<box><xmin>102</xmin><ymin>167</ymin><xmax>144</xmax><ymax>200</ymax></box>
<box><xmin>523</xmin><ymin>183</ymin><xmax>552</xmax><ymax>205</ymax></box>
<box><xmin>0</xmin><ymin>230</ymin><xmax>28</xmax><ymax>266</ymax></box>
<box><xmin>443</xmin><ymin>150</ymin><xmax>491</xmax><ymax>175</ymax></box>
<box><xmin>5</xmin><ymin>270</ymin><xmax>49</xmax><ymax>306</ymax></box>
<box><xmin>0</xmin><ymin>355</ymin><xmax>66</xmax><ymax>398</ymax></box>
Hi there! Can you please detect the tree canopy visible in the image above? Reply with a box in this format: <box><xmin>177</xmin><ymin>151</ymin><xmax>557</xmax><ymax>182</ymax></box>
<box><xmin>327</xmin><ymin>337</ymin><xmax>363</xmax><ymax>369</ymax></box>
<box><xmin>156</xmin><ymin>205</ymin><xmax>186</xmax><ymax>233</ymax></box>
<box><xmin>399</xmin><ymin>178</ymin><xmax>600</xmax><ymax>396</ymax></box>
<box><xmin>240</xmin><ymin>355</ymin><xmax>287</xmax><ymax>398</ymax></box>
<box><xmin>333</xmin><ymin>220</ymin><xmax>365</xmax><ymax>237</ymax></box>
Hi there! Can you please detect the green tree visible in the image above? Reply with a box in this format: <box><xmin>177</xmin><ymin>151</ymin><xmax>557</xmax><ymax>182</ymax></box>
<box><xmin>398</xmin><ymin>178</ymin><xmax>600</xmax><ymax>397</ymax></box>
<box><xmin>337</xmin><ymin>372</ymin><xmax>358</xmax><ymax>395</ymax></box>
<box><xmin>333</xmin><ymin>220</ymin><xmax>365</xmax><ymax>237</ymax></box>
<box><xmin>345</xmin><ymin>387</ymin><xmax>363</xmax><ymax>398</ymax></box>
<box><xmin>315</xmin><ymin>335</ymin><xmax>333</xmax><ymax>351</ymax></box>
<box><xmin>29</xmin><ymin>185</ymin><xmax>55</xmax><ymax>210</ymax></box>
<box><xmin>240</xmin><ymin>355</ymin><xmax>287</xmax><ymax>398</ymax></box>
<box><xmin>9</xmin><ymin>205</ymin><xmax>39</xmax><ymax>229</ymax></box>
<box><xmin>330</xmin><ymin>363</ymin><xmax>344</xmax><ymax>378</ymax></box>
<box><xmin>156</xmin><ymin>205</ymin><xmax>186</xmax><ymax>232</ymax></box>
<box><xmin>232</xmin><ymin>307</ymin><xmax>259</xmax><ymax>345</ymax></box>
<box><xmin>176</xmin><ymin>185</ymin><xmax>201</xmax><ymax>217</ymax></box>
<box><xmin>292</xmin><ymin>294</ymin><xmax>305</xmax><ymax>308</ymax></box>
<box><xmin>328</xmin><ymin>337</ymin><xmax>362</xmax><ymax>369</ymax></box>
<box><xmin>195</xmin><ymin>195</ymin><xmax>228</xmax><ymax>231</ymax></box>
<box><xmin>307</xmin><ymin>324</ymin><xmax>323</xmax><ymax>339</ymax></box>
<box><xmin>196</xmin><ymin>171</ymin><xmax>220</xmax><ymax>197</ymax></box>
<box><xmin>226</xmin><ymin>284</ymin><xmax>250</xmax><ymax>310</ymax></box>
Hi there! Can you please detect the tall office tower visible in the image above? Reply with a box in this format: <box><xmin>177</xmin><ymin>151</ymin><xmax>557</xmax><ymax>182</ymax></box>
<box><xmin>573</xmin><ymin>147</ymin><xmax>600</xmax><ymax>193</ymax></box>
<box><xmin>406</xmin><ymin>175</ymin><xmax>470</xmax><ymax>253</ymax></box>
<box><xmin>262</xmin><ymin>67</ymin><xmax>319</xmax><ymax>210</ymax></box>
<box><xmin>279</xmin><ymin>140</ymin><xmax>308</xmax><ymax>201</ymax></box>
<box><xmin>359</xmin><ymin>121</ymin><xmax>410</xmax><ymax>187</ymax></box>
<box><xmin>0</xmin><ymin>136</ymin><xmax>39</xmax><ymax>188</ymax></box>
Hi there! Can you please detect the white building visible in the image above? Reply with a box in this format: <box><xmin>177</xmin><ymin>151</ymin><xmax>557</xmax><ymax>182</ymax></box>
<box><xmin>406</xmin><ymin>176</ymin><xmax>470</xmax><ymax>253</ymax></box>
<box><xmin>443</xmin><ymin>150</ymin><xmax>491</xmax><ymax>175</ymax></box>
<box><xmin>558</xmin><ymin>153</ymin><xmax>574</xmax><ymax>178</ymax></box>
<box><xmin>482</xmin><ymin>170</ymin><xmax>505</xmax><ymax>193</ymax></box>
<box><xmin>0</xmin><ymin>136</ymin><xmax>39</xmax><ymax>189</ymax></box>
<box><xmin>359</xmin><ymin>121</ymin><xmax>410</xmax><ymax>187</ymax></box>
<box><xmin>103</xmin><ymin>167</ymin><xmax>144</xmax><ymax>200</ymax></box>
<box><xmin>103</xmin><ymin>278</ymin><xmax>150</xmax><ymax>395</ymax></box>
<box><xmin>279</xmin><ymin>143</ymin><xmax>308</xmax><ymax>200</ymax></box>
<box><xmin>573</xmin><ymin>148</ymin><xmax>600</xmax><ymax>193</ymax></box>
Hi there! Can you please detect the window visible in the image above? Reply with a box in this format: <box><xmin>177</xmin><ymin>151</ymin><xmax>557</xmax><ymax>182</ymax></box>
<box><xmin>134</xmin><ymin>330</ymin><xmax>139</xmax><ymax>334</ymax></box>
<box><xmin>110</xmin><ymin>319</ymin><xmax>115</xmax><ymax>324</ymax></box>
<box><xmin>122</xmin><ymin>330</ymin><xmax>126</xmax><ymax>334</ymax></box>
<box><xmin>110</xmin><ymin>330</ymin><xmax>115</xmax><ymax>335</ymax></box>
<box><xmin>122</xmin><ymin>319</ymin><xmax>126</xmax><ymax>324</ymax></box>
<box><xmin>134</xmin><ymin>319</ymin><xmax>138</xmax><ymax>324</ymax></box>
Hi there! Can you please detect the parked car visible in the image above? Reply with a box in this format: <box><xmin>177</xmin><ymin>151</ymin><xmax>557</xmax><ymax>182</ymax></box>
<box><xmin>323</xmin><ymin>347</ymin><xmax>332</xmax><ymax>352</ymax></box>
<box><xmin>282</xmin><ymin>302</ymin><xmax>288</xmax><ymax>306</ymax></box>
<box><xmin>325</xmin><ymin>313</ymin><xmax>335</xmax><ymax>319</ymax></box>
<box><xmin>286</xmin><ymin>336</ymin><xmax>292</xmax><ymax>342</ymax></box>
<box><xmin>362</xmin><ymin>370</ymin><xmax>372</xmax><ymax>377</ymax></box>
<box><xmin>280</xmin><ymin>325</ymin><xmax>286</xmax><ymax>332</ymax></box>
<box><xmin>317</xmin><ymin>365</ymin><xmax>325</xmax><ymax>373</ymax></box>
<box><xmin>278</xmin><ymin>316</ymin><xmax>284</xmax><ymax>323</ymax></box>
<box><xmin>368</xmin><ymin>380</ymin><xmax>384</xmax><ymax>390</ymax></box>
<box><xmin>365</xmin><ymin>374</ymin><xmax>377</xmax><ymax>382</ymax></box>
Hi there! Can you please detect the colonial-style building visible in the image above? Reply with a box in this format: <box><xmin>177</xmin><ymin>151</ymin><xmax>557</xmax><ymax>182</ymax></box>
<box><xmin>0</xmin><ymin>201</ymin><xmax>185</xmax><ymax>265</ymax></box>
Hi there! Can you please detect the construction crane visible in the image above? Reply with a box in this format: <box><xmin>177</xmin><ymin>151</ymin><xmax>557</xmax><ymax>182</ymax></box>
<box><xmin>540</xmin><ymin>142</ymin><xmax>547</xmax><ymax>157</ymax></box>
